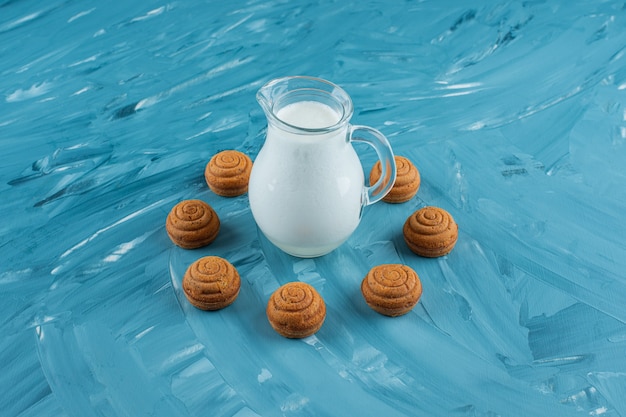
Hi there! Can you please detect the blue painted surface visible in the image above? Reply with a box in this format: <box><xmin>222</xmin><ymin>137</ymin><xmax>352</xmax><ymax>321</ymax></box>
<box><xmin>2</xmin><ymin>0</ymin><xmax>626</xmax><ymax>416</ymax></box>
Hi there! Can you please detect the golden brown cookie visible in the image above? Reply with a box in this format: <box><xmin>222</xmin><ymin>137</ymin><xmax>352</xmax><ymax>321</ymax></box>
<box><xmin>266</xmin><ymin>282</ymin><xmax>326</xmax><ymax>338</ymax></box>
<box><xmin>370</xmin><ymin>155</ymin><xmax>420</xmax><ymax>203</ymax></box>
<box><xmin>361</xmin><ymin>264</ymin><xmax>422</xmax><ymax>317</ymax></box>
<box><xmin>403</xmin><ymin>206</ymin><xmax>458</xmax><ymax>257</ymax></box>
<box><xmin>182</xmin><ymin>256</ymin><xmax>240</xmax><ymax>310</ymax></box>
<box><xmin>166</xmin><ymin>199</ymin><xmax>220</xmax><ymax>249</ymax></box>
<box><xmin>205</xmin><ymin>150</ymin><xmax>253</xmax><ymax>197</ymax></box>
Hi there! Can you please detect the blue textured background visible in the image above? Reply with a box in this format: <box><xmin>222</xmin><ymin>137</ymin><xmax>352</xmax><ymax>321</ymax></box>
<box><xmin>2</xmin><ymin>1</ymin><xmax>626</xmax><ymax>416</ymax></box>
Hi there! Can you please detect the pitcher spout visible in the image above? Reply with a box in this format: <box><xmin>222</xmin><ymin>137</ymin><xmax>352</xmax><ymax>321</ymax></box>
<box><xmin>256</xmin><ymin>83</ymin><xmax>273</xmax><ymax>117</ymax></box>
<box><xmin>257</xmin><ymin>77</ymin><xmax>283</xmax><ymax>119</ymax></box>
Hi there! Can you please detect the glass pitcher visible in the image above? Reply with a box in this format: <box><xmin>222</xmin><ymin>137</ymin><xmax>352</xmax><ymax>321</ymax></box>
<box><xmin>248</xmin><ymin>76</ymin><xmax>396</xmax><ymax>257</ymax></box>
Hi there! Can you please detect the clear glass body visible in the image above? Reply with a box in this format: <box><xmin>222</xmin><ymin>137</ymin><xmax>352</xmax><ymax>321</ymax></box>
<box><xmin>249</xmin><ymin>76</ymin><xmax>396</xmax><ymax>258</ymax></box>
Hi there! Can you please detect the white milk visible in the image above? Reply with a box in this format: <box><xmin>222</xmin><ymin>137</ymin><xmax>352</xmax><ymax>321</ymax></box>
<box><xmin>276</xmin><ymin>100</ymin><xmax>341</xmax><ymax>128</ymax></box>
<box><xmin>248</xmin><ymin>101</ymin><xmax>365</xmax><ymax>257</ymax></box>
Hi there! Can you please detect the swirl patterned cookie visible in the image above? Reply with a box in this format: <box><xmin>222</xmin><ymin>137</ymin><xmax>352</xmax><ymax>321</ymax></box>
<box><xmin>361</xmin><ymin>264</ymin><xmax>422</xmax><ymax>317</ymax></box>
<box><xmin>369</xmin><ymin>155</ymin><xmax>420</xmax><ymax>203</ymax></box>
<box><xmin>183</xmin><ymin>256</ymin><xmax>240</xmax><ymax>310</ymax></box>
<box><xmin>166</xmin><ymin>199</ymin><xmax>220</xmax><ymax>249</ymax></box>
<box><xmin>205</xmin><ymin>150</ymin><xmax>253</xmax><ymax>197</ymax></box>
<box><xmin>266</xmin><ymin>282</ymin><xmax>326</xmax><ymax>338</ymax></box>
<box><xmin>403</xmin><ymin>206</ymin><xmax>458</xmax><ymax>257</ymax></box>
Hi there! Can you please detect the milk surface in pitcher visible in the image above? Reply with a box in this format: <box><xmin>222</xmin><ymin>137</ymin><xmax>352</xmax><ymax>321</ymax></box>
<box><xmin>248</xmin><ymin>100</ymin><xmax>365</xmax><ymax>257</ymax></box>
<box><xmin>277</xmin><ymin>100</ymin><xmax>341</xmax><ymax>128</ymax></box>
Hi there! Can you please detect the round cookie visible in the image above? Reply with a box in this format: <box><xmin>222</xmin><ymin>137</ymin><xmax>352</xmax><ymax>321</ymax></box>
<box><xmin>403</xmin><ymin>206</ymin><xmax>458</xmax><ymax>257</ymax></box>
<box><xmin>183</xmin><ymin>256</ymin><xmax>240</xmax><ymax>310</ymax></box>
<box><xmin>370</xmin><ymin>155</ymin><xmax>420</xmax><ymax>203</ymax></box>
<box><xmin>205</xmin><ymin>150</ymin><xmax>253</xmax><ymax>197</ymax></box>
<box><xmin>266</xmin><ymin>282</ymin><xmax>326</xmax><ymax>338</ymax></box>
<box><xmin>166</xmin><ymin>199</ymin><xmax>220</xmax><ymax>249</ymax></box>
<box><xmin>361</xmin><ymin>264</ymin><xmax>422</xmax><ymax>317</ymax></box>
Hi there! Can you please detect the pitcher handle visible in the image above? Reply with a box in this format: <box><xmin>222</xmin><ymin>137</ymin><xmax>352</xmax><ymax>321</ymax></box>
<box><xmin>349</xmin><ymin>125</ymin><xmax>397</xmax><ymax>206</ymax></box>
